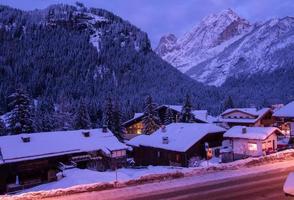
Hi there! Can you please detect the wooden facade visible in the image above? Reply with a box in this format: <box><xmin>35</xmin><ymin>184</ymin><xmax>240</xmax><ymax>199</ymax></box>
<box><xmin>131</xmin><ymin>132</ymin><xmax>223</xmax><ymax>167</ymax></box>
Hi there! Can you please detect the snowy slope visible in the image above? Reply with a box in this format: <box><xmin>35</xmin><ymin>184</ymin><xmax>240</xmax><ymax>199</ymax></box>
<box><xmin>156</xmin><ymin>9</ymin><xmax>294</xmax><ymax>86</ymax></box>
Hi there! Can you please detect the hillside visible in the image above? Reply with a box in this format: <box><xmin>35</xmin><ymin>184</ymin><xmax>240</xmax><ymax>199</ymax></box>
<box><xmin>0</xmin><ymin>4</ymin><xmax>221</xmax><ymax>125</ymax></box>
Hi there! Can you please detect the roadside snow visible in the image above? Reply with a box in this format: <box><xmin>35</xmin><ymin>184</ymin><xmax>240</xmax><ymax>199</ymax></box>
<box><xmin>21</xmin><ymin>166</ymin><xmax>184</xmax><ymax>193</ymax></box>
<box><xmin>284</xmin><ymin>172</ymin><xmax>294</xmax><ymax>195</ymax></box>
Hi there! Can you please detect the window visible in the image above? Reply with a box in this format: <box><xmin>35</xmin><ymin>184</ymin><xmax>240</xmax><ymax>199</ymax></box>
<box><xmin>157</xmin><ymin>151</ymin><xmax>161</xmax><ymax>158</ymax></box>
<box><xmin>176</xmin><ymin>154</ymin><xmax>180</xmax><ymax>162</ymax></box>
<box><xmin>111</xmin><ymin>150</ymin><xmax>126</xmax><ymax>158</ymax></box>
<box><xmin>248</xmin><ymin>143</ymin><xmax>258</xmax><ymax>151</ymax></box>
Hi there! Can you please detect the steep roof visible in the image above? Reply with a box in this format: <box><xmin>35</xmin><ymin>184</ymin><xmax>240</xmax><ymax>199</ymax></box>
<box><xmin>0</xmin><ymin>129</ymin><xmax>127</xmax><ymax>165</ymax></box>
<box><xmin>273</xmin><ymin>101</ymin><xmax>294</xmax><ymax>118</ymax></box>
<box><xmin>224</xmin><ymin>126</ymin><xmax>282</xmax><ymax>140</ymax></box>
<box><xmin>127</xmin><ymin>123</ymin><xmax>225</xmax><ymax>152</ymax></box>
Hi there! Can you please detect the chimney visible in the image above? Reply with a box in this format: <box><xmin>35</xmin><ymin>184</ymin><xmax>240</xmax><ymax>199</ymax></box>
<box><xmin>242</xmin><ymin>127</ymin><xmax>247</xmax><ymax>134</ymax></box>
<box><xmin>102</xmin><ymin>125</ymin><xmax>108</xmax><ymax>133</ymax></box>
<box><xmin>162</xmin><ymin>136</ymin><xmax>169</xmax><ymax>144</ymax></box>
<box><xmin>21</xmin><ymin>136</ymin><xmax>30</xmax><ymax>143</ymax></box>
<box><xmin>161</xmin><ymin>125</ymin><xmax>166</xmax><ymax>133</ymax></box>
<box><xmin>82</xmin><ymin>131</ymin><xmax>90</xmax><ymax>137</ymax></box>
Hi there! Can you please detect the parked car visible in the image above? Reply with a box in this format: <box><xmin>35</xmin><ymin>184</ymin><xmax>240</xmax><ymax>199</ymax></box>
<box><xmin>284</xmin><ymin>172</ymin><xmax>294</xmax><ymax>197</ymax></box>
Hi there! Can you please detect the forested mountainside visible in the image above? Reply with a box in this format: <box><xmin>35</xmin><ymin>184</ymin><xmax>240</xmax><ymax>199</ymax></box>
<box><xmin>156</xmin><ymin>9</ymin><xmax>294</xmax><ymax>87</ymax></box>
<box><xmin>0</xmin><ymin>4</ymin><xmax>222</xmax><ymax>129</ymax></box>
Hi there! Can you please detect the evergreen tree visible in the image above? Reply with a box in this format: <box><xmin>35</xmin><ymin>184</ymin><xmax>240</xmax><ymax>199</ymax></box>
<box><xmin>164</xmin><ymin>107</ymin><xmax>173</xmax><ymax>125</ymax></box>
<box><xmin>0</xmin><ymin>118</ymin><xmax>6</xmax><ymax>136</ymax></box>
<box><xmin>34</xmin><ymin>99</ymin><xmax>57</xmax><ymax>132</ymax></box>
<box><xmin>180</xmin><ymin>94</ymin><xmax>193</xmax><ymax>123</ymax></box>
<box><xmin>112</xmin><ymin>101</ymin><xmax>123</xmax><ymax>139</ymax></box>
<box><xmin>142</xmin><ymin>95</ymin><xmax>160</xmax><ymax>134</ymax></box>
<box><xmin>8</xmin><ymin>89</ymin><xmax>34</xmax><ymax>134</ymax></box>
<box><xmin>103</xmin><ymin>97</ymin><xmax>114</xmax><ymax>129</ymax></box>
<box><xmin>73</xmin><ymin>100</ymin><xmax>91</xmax><ymax>130</ymax></box>
<box><xmin>223</xmin><ymin>96</ymin><xmax>235</xmax><ymax>110</ymax></box>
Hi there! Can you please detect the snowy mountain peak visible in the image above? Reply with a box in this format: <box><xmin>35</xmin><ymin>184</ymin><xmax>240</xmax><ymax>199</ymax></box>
<box><xmin>155</xmin><ymin>8</ymin><xmax>251</xmax><ymax>73</ymax></box>
<box><xmin>155</xmin><ymin>34</ymin><xmax>177</xmax><ymax>57</ymax></box>
<box><xmin>156</xmin><ymin>9</ymin><xmax>294</xmax><ymax>86</ymax></box>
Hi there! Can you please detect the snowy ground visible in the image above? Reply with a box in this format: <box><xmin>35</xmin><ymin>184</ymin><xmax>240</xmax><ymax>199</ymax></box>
<box><xmin>2</xmin><ymin>149</ymin><xmax>294</xmax><ymax>199</ymax></box>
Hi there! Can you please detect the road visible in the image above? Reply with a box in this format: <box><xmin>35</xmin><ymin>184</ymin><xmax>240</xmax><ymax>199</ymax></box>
<box><xmin>44</xmin><ymin>165</ymin><xmax>294</xmax><ymax>200</ymax></box>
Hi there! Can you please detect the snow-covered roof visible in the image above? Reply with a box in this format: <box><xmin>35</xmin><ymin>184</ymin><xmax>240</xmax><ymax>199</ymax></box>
<box><xmin>127</xmin><ymin>123</ymin><xmax>226</xmax><ymax>152</ymax></box>
<box><xmin>273</xmin><ymin>101</ymin><xmax>294</xmax><ymax>118</ymax></box>
<box><xmin>162</xmin><ymin>105</ymin><xmax>183</xmax><ymax>113</ymax></box>
<box><xmin>224</xmin><ymin>126</ymin><xmax>282</xmax><ymax>140</ymax></box>
<box><xmin>0</xmin><ymin>129</ymin><xmax>127</xmax><ymax>165</ymax></box>
<box><xmin>217</xmin><ymin>108</ymin><xmax>271</xmax><ymax>124</ymax></box>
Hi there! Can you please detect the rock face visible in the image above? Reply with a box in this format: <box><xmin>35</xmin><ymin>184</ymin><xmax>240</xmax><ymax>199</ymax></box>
<box><xmin>156</xmin><ymin>9</ymin><xmax>294</xmax><ymax>86</ymax></box>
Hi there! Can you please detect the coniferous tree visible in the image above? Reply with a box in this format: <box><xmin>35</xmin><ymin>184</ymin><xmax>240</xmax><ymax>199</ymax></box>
<box><xmin>142</xmin><ymin>95</ymin><xmax>160</xmax><ymax>134</ymax></box>
<box><xmin>164</xmin><ymin>107</ymin><xmax>173</xmax><ymax>125</ymax></box>
<box><xmin>8</xmin><ymin>89</ymin><xmax>34</xmax><ymax>134</ymax></box>
<box><xmin>73</xmin><ymin>100</ymin><xmax>91</xmax><ymax>130</ymax></box>
<box><xmin>180</xmin><ymin>94</ymin><xmax>193</xmax><ymax>123</ymax></box>
<box><xmin>103</xmin><ymin>97</ymin><xmax>114</xmax><ymax>129</ymax></box>
<box><xmin>112</xmin><ymin>101</ymin><xmax>123</xmax><ymax>139</ymax></box>
<box><xmin>34</xmin><ymin>99</ymin><xmax>57</xmax><ymax>132</ymax></box>
<box><xmin>223</xmin><ymin>96</ymin><xmax>235</xmax><ymax>111</ymax></box>
<box><xmin>0</xmin><ymin>118</ymin><xmax>6</xmax><ymax>136</ymax></box>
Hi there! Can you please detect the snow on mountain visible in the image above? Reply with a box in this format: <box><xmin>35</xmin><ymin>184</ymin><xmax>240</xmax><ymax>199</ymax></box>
<box><xmin>155</xmin><ymin>9</ymin><xmax>251</xmax><ymax>74</ymax></box>
<box><xmin>155</xmin><ymin>9</ymin><xmax>294</xmax><ymax>86</ymax></box>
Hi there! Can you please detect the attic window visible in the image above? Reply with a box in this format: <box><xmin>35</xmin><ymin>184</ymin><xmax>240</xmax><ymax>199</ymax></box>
<box><xmin>21</xmin><ymin>137</ymin><xmax>30</xmax><ymax>143</ymax></box>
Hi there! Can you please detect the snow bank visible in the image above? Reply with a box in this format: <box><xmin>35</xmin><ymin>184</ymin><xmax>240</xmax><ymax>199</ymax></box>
<box><xmin>3</xmin><ymin>149</ymin><xmax>294</xmax><ymax>200</ymax></box>
<box><xmin>284</xmin><ymin>172</ymin><xmax>294</xmax><ymax>196</ymax></box>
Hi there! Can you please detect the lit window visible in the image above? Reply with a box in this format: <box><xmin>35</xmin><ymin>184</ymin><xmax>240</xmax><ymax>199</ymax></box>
<box><xmin>137</xmin><ymin>129</ymin><xmax>142</xmax><ymax>134</ymax></box>
<box><xmin>248</xmin><ymin>143</ymin><xmax>257</xmax><ymax>151</ymax></box>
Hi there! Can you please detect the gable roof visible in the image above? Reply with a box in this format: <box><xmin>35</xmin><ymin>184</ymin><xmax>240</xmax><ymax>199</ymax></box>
<box><xmin>127</xmin><ymin>123</ymin><xmax>226</xmax><ymax>152</ymax></box>
<box><xmin>273</xmin><ymin>101</ymin><xmax>294</xmax><ymax>118</ymax></box>
<box><xmin>217</xmin><ymin>108</ymin><xmax>271</xmax><ymax>124</ymax></box>
<box><xmin>0</xmin><ymin>129</ymin><xmax>127</xmax><ymax>165</ymax></box>
<box><xmin>224</xmin><ymin>126</ymin><xmax>282</xmax><ymax>140</ymax></box>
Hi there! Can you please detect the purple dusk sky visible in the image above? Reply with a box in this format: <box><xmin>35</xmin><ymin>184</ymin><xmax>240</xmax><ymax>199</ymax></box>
<box><xmin>2</xmin><ymin>0</ymin><xmax>294</xmax><ymax>47</ymax></box>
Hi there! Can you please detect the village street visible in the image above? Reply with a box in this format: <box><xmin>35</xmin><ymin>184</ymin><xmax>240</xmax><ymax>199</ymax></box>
<box><xmin>37</xmin><ymin>160</ymin><xmax>294</xmax><ymax>200</ymax></box>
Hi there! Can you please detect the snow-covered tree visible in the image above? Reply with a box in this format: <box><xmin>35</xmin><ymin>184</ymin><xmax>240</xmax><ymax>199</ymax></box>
<box><xmin>112</xmin><ymin>101</ymin><xmax>123</xmax><ymax>140</ymax></box>
<box><xmin>8</xmin><ymin>89</ymin><xmax>34</xmax><ymax>134</ymax></box>
<box><xmin>34</xmin><ymin>99</ymin><xmax>57</xmax><ymax>132</ymax></box>
<box><xmin>103</xmin><ymin>97</ymin><xmax>114</xmax><ymax>129</ymax></box>
<box><xmin>223</xmin><ymin>96</ymin><xmax>234</xmax><ymax>110</ymax></box>
<box><xmin>142</xmin><ymin>95</ymin><xmax>160</xmax><ymax>134</ymax></box>
<box><xmin>180</xmin><ymin>94</ymin><xmax>193</xmax><ymax>123</ymax></box>
<box><xmin>0</xmin><ymin>118</ymin><xmax>6</xmax><ymax>136</ymax></box>
<box><xmin>164</xmin><ymin>107</ymin><xmax>173</xmax><ymax>125</ymax></box>
<box><xmin>73</xmin><ymin>100</ymin><xmax>91</xmax><ymax>130</ymax></box>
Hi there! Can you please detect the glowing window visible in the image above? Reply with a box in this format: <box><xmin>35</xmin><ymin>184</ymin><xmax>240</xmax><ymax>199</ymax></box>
<box><xmin>248</xmin><ymin>143</ymin><xmax>257</xmax><ymax>151</ymax></box>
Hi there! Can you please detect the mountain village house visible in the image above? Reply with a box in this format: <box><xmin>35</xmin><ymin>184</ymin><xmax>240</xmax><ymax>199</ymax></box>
<box><xmin>215</xmin><ymin>108</ymin><xmax>274</xmax><ymax>128</ymax></box>
<box><xmin>273</xmin><ymin>101</ymin><xmax>294</xmax><ymax>140</ymax></box>
<box><xmin>0</xmin><ymin>128</ymin><xmax>128</xmax><ymax>194</ymax></box>
<box><xmin>122</xmin><ymin>105</ymin><xmax>215</xmax><ymax>139</ymax></box>
<box><xmin>220</xmin><ymin>126</ymin><xmax>283</xmax><ymax>163</ymax></box>
<box><xmin>127</xmin><ymin>123</ymin><xmax>225</xmax><ymax>167</ymax></box>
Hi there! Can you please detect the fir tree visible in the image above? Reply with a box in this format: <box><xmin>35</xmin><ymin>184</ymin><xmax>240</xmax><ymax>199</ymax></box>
<box><xmin>103</xmin><ymin>97</ymin><xmax>114</xmax><ymax>129</ymax></box>
<box><xmin>112</xmin><ymin>101</ymin><xmax>123</xmax><ymax>140</ymax></box>
<box><xmin>164</xmin><ymin>107</ymin><xmax>173</xmax><ymax>125</ymax></box>
<box><xmin>0</xmin><ymin>118</ymin><xmax>6</xmax><ymax>136</ymax></box>
<box><xmin>73</xmin><ymin>100</ymin><xmax>91</xmax><ymax>130</ymax></box>
<box><xmin>142</xmin><ymin>95</ymin><xmax>160</xmax><ymax>134</ymax></box>
<box><xmin>34</xmin><ymin>99</ymin><xmax>58</xmax><ymax>132</ymax></box>
<box><xmin>180</xmin><ymin>94</ymin><xmax>193</xmax><ymax>123</ymax></box>
<box><xmin>8</xmin><ymin>89</ymin><xmax>34</xmax><ymax>134</ymax></box>
<box><xmin>223</xmin><ymin>96</ymin><xmax>235</xmax><ymax>110</ymax></box>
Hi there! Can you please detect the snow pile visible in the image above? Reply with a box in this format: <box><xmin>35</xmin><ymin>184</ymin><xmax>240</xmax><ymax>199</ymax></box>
<box><xmin>284</xmin><ymin>172</ymin><xmax>294</xmax><ymax>196</ymax></box>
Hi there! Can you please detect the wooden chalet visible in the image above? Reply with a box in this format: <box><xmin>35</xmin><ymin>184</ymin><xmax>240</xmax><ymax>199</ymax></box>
<box><xmin>122</xmin><ymin>105</ymin><xmax>215</xmax><ymax>139</ymax></box>
<box><xmin>127</xmin><ymin>123</ymin><xmax>226</xmax><ymax>167</ymax></box>
<box><xmin>221</xmin><ymin>126</ymin><xmax>283</xmax><ymax>163</ymax></box>
<box><xmin>215</xmin><ymin>108</ymin><xmax>274</xmax><ymax>128</ymax></box>
<box><xmin>273</xmin><ymin>101</ymin><xmax>294</xmax><ymax>141</ymax></box>
<box><xmin>0</xmin><ymin>128</ymin><xmax>128</xmax><ymax>194</ymax></box>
